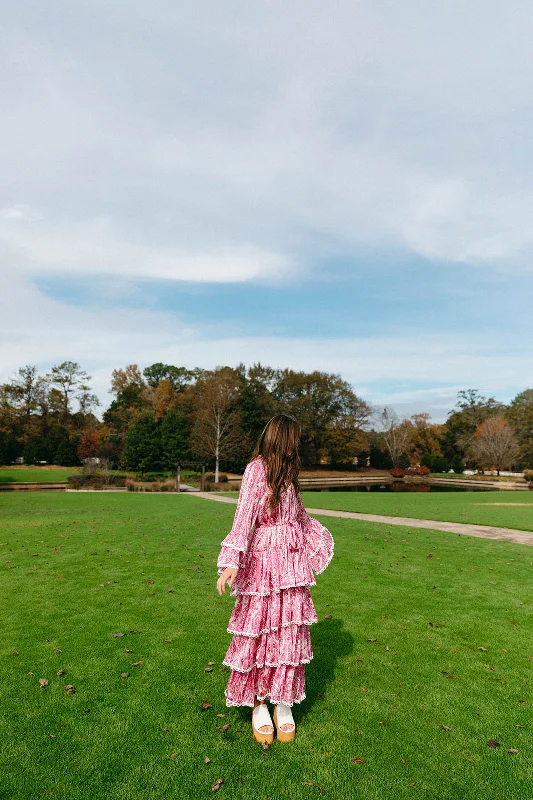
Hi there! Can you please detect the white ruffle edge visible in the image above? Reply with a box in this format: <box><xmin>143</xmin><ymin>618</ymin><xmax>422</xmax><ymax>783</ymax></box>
<box><xmin>222</xmin><ymin>655</ymin><xmax>313</xmax><ymax>673</ymax></box>
<box><xmin>224</xmin><ymin>691</ymin><xmax>307</xmax><ymax>708</ymax></box>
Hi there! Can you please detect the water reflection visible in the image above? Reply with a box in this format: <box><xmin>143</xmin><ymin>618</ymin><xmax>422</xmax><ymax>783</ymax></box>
<box><xmin>312</xmin><ymin>482</ymin><xmax>491</xmax><ymax>493</ymax></box>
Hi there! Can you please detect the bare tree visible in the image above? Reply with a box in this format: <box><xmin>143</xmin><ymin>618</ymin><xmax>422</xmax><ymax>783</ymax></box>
<box><xmin>47</xmin><ymin>361</ymin><xmax>92</xmax><ymax>414</ymax></box>
<box><xmin>470</xmin><ymin>415</ymin><xmax>520</xmax><ymax>475</ymax></box>
<box><xmin>190</xmin><ymin>368</ymin><xmax>249</xmax><ymax>481</ymax></box>
<box><xmin>373</xmin><ymin>406</ymin><xmax>414</xmax><ymax>467</ymax></box>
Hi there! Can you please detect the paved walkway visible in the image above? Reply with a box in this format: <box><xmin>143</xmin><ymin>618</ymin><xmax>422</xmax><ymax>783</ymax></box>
<box><xmin>188</xmin><ymin>492</ymin><xmax>533</xmax><ymax>547</ymax></box>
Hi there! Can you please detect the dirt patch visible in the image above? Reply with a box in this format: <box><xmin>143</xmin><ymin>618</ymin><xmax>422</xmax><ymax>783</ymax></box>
<box><xmin>474</xmin><ymin>502</ymin><xmax>533</xmax><ymax>507</ymax></box>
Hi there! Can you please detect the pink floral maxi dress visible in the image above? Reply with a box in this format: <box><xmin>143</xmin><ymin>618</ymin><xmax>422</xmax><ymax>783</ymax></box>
<box><xmin>216</xmin><ymin>457</ymin><xmax>335</xmax><ymax>707</ymax></box>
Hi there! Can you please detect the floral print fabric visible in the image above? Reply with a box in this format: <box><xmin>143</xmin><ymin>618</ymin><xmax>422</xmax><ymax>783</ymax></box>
<box><xmin>217</xmin><ymin>456</ymin><xmax>334</xmax><ymax>707</ymax></box>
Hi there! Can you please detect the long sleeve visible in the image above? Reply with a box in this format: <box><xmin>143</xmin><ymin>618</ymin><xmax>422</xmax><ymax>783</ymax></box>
<box><xmin>217</xmin><ymin>458</ymin><xmax>264</xmax><ymax>574</ymax></box>
<box><xmin>295</xmin><ymin>490</ymin><xmax>334</xmax><ymax>575</ymax></box>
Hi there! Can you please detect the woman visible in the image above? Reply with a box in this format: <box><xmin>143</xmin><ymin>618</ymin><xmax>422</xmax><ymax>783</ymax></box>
<box><xmin>216</xmin><ymin>413</ymin><xmax>334</xmax><ymax>744</ymax></box>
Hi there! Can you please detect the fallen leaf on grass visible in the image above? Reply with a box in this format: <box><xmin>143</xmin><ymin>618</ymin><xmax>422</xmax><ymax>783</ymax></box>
<box><xmin>351</xmin><ymin>757</ymin><xmax>365</xmax><ymax>763</ymax></box>
<box><xmin>201</xmin><ymin>702</ymin><xmax>212</xmax><ymax>711</ymax></box>
<box><xmin>508</xmin><ymin>748</ymin><xmax>518</xmax><ymax>754</ymax></box>
<box><xmin>121</xmin><ymin>672</ymin><xmax>129</xmax><ymax>678</ymax></box>
<box><xmin>487</xmin><ymin>739</ymin><xmax>500</xmax><ymax>748</ymax></box>
<box><xmin>440</xmin><ymin>725</ymin><xmax>452</xmax><ymax>731</ymax></box>
<box><xmin>131</xmin><ymin>661</ymin><xmax>143</xmax><ymax>666</ymax></box>
<box><xmin>13</xmin><ymin>650</ymin><xmax>19</xmax><ymax>656</ymax></box>
<box><xmin>219</xmin><ymin>723</ymin><xmax>231</xmax><ymax>732</ymax></box>
<box><xmin>39</xmin><ymin>678</ymin><xmax>49</xmax><ymax>688</ymax></box>
<box><xmin>207</xmin><ymin>661</ymin><xmax>216</xmax><ymax>665</ymax></box>
<box><xmin>129</xmin><ymin>629</ymin><xmax>141</xmax><ymax>634</ymax></box>
<box><xmin>212</xmin><ymin>778</ymin><xmax>223</xmax><ymax>792</ymax></box>
<box><xmin>324</xmin><ymin>614</ymin><xmax>332</xmax><ymax>619</ymax></box>
<box><xmin>64</xmin><ymin>685</ymin><xmax>76</xmax><ymax>695</ymax></box>
<box><xmin>57</xmin><ymin>669</ymin><xmax>66</xmax><ymax>676</ymax></box>
<box><xmin>478</xmin><ymin>646</ymin><xmax>488</xmax><ymax>652</ymax></box>
<box><xmin>303</xmin><ymin>781</ymin><xmax>314</xmax><ymax>786</ymax></box>
<box><xmin>204</xmin><ymin>756</ymin><xmax>210</xmax><ymax>764</ymax></box>
<box><xmin>112</xmin><ymin>632</ymin><xmax>125</xmax><ymax>638</ymax></box>
<box><xmin>124</xmin><ymin>649</ymin><xmax>133</xmax><ymax>653</ymax></box>
<box><xmin>216</xmin><ymin>714</ymin><xmax>225</xmax><ymax>718</ymax></box>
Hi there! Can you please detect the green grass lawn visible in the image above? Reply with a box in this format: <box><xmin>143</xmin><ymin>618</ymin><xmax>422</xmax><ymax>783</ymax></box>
<box><xmin>0</xmin><ymin>467</ymin><xmax>81</xmax><ymax>483</ymax></box>
<box><xmin>220</xmin><ymin>490</ymin><xmax>533</xmax><ymax>533</ymax></box>
<box><xmin>299</xmin><ymin>490</ymin><xmax>533</xmax><ymax>533</ymax></box>
<box><xmin>1</xmin><ymin>492</ymin><xmax>532</xmax><ymax>799</ymax></box>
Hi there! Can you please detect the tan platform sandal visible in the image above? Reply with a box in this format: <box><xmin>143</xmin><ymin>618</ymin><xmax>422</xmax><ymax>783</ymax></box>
<box><xmin>252</xmin><ymin>699</ymin><xmax>274</xmax><ymax>745</ymax></box>
<box><xmin>273</xmin><ymin>703</ymin><xmax>296</xmax><ymax>742</ymax></box>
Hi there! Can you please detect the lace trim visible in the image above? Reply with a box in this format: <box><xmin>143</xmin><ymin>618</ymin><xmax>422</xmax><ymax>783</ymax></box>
<box><xmin>227</xmin><ymin>617</ymin><xmax>318</xmax><ymax>637</ymax></box>
<box><xmin>219</xmin><ymin>541</ymin><xmax>247</xmax><ymax>552</ymax></box>
<box><xmin>222</xmin><ymin>655</ymin><xmax>313</xmax><ymax>673</ymax></box>
<box><xmin>224</xmin><ymin>691</ymin><xmax>306</xmax><ymax>709</ymax></box>
<box><xmin>218</xmin><ymin>563</ymin><xmax>239</xmax><ymax>573</ymax></box>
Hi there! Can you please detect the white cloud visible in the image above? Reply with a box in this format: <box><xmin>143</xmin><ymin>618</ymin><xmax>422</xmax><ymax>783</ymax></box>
<box><xmin>0</xmin><ymin>210</ymin><xmax>291</xmax><ymax>283</ymax></box>
<box><xmin>2</xmin><ymin>2</ymin><xmax>533</xmax><ymax>278</ymax></box>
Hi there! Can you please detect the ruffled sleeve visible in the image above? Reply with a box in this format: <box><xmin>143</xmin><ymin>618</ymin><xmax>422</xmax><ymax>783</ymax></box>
<box><xmin>216</xmin><ymin>458</ymin><xmax>264</xmax><ymax>574</ymax></box>
<box><xmin>295</xmin><ymin>491</ymin><xmax>334</xmax><ymax>575</ymax></box>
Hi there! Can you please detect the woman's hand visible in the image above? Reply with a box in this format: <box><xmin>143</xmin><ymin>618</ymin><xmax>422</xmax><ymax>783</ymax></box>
<box><xmin>217</xmin><ymin>567</ymin><xmax>238</xmax><ymax>596</ymax></box>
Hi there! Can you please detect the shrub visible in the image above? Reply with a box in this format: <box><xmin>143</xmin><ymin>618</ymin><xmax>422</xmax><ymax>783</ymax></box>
<box><xmin>205</xmin><ymin>472</ymin><xmax>215</xmax><ymax>482</ymax></box>
<box><xmin>451</xmin><ymin>455</ymin><xmax>464</xmax><ymax>474</ymax></box>
<box><xmin>415</xmin><ymin>465</ymin><xmax>431</xmax><ymax>476</ymax></box>
<box><xmin>524</xmin><ymin>470</ymin><xmax>533</xmax><ymax>485</ymax></box>
<box><xmin>390</xmin><ymin>468</ymin><xmax>406</xmax><ymax>477</ymax></box>
<box><xmin>219</xmin><ymin>473</ymin><xmax>228</xmax><ymax>483</ymax></box>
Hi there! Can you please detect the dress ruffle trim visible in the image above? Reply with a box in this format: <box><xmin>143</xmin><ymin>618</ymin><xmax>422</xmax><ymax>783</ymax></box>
<box><xmin>223</xmin><ymin>663</ymin><xmax>306</xmax><ymax>707</ymax></box>
<box><xmin>232</xmin><ymin>543</ymin><xmax>316</xmax><ymax>595</ymax></box>
<box><xmin>223</xmin><ymin>623</ymin><xmax>313</xmax><ymax>673</ymax></box>
<box><xmin>227</xmin><ymin>586</ymin><xmax>318</xmax><ymax>637</ymax></box>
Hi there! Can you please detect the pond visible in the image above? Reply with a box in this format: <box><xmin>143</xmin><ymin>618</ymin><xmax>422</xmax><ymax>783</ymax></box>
<box><xmin>309</xmin><ymin>482</ymin><xmax>492</xmax><ymax>493</ymax></box>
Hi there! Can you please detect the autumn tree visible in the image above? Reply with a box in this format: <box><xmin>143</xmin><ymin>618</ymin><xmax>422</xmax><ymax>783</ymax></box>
<box><xmin>506</xmin><ymin>389</ymin><xmax>533</xmax><ymax>469</ymax></box>
<box><xmin>470</xmin><ymin>415</ymin><xmax>520</xmax><ymax>474</ymax></box>
<box><xmin>190</xmin><ymin>368</ymin><xmax>250</xmax><ymax>481</ymax></box>
<box><xmin>442</xmin><ymin>389</ymin><xmax>503</xmax><ymax>464</ymax></box>
<box><xmin>273</xmin><ymin>369</ymin><xmax>369</xmax><ymax>465</ymax></box>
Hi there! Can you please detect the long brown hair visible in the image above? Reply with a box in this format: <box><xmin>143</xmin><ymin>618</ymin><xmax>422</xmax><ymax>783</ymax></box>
<box><xmin>250</xmin><ymin>414</ymin><xmax>301</xmax><ymax>513</ymax></box>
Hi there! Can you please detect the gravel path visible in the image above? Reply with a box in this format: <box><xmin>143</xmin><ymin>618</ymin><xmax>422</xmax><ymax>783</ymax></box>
<box><xmin>189</xmin><ymin>491</ymin><xmax>533</xmax><ymax>547</ymax></box>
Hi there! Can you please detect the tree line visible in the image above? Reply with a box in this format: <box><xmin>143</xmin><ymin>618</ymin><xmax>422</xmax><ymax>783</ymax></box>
<box><xmin>0</xmin><ymin>362</ymin><xmax>531</xmax><ymax>475</ymax></box>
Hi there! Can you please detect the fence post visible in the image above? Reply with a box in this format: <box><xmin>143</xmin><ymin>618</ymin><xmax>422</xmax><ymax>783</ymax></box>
<box><xmin>175</xmin><ymin>465</ymin><xmax>180</xmax><ymax>493</ymax></box>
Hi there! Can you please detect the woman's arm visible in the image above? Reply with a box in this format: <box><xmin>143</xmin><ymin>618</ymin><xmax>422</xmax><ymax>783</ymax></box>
<box><xmin>216</xmin><ymin>458</ymin><xmax>264</xmax><ymax>574</ymax></box>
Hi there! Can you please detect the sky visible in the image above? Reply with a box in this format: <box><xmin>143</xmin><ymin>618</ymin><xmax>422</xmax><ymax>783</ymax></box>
<box><xmin>1</xmin><ymin>0</ymin><xmax>532</xmax><ymax>422</ymax></box>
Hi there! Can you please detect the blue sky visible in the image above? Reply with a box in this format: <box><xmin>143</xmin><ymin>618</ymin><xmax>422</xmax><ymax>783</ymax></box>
<box><xmin>1</xmin><ymin>1</ymin><xmax>532</xmax><ymax>422</ymax></box>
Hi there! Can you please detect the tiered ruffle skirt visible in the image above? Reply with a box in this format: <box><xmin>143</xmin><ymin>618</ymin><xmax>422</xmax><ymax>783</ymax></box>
<box><xmin>221</xmin><ymin>519</ymin><xmax>334</xmax><ymax>707</ymax></box>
